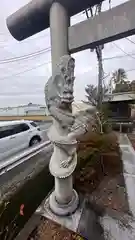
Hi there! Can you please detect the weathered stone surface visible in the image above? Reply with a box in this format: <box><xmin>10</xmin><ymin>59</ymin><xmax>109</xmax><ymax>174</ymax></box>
<box><xmin>45</xmin><ymin>55</ymin><xmax>77</xmax><ymax>178</ymax></box>
<box><xmin>6</xmin><ymin>0</ymin><xmax>103</xmax><ymax>41</ymax></box>
<box><xmin>45</xmin><ymin>55</ymin><xmax>96</xmax><ymax>178</ymax></box>
<box><xmin>44</xmin><ymin>54</ymin><xmax>96</xmax><ymax>215</ymax></box>
<box><xmin>69</xmin><ymin>0</ymin><xmax>135</xmax><ymax>53</ymax></box>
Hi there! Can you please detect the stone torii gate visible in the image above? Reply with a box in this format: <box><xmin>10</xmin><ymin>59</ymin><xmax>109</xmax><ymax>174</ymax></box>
<box><xmin>6</xmin><ymin>0</ymin><xmax>103</xmax><ymax>217</ymax></box>
<box><xmin>6</xmin><ymin>0</ymin><xmax>135</xmax><ymax>218</ymax></box>
<box><xmin>7</xmin><ymin>0</ymin><xmax>103</xmax><ymax>72</ymax></box>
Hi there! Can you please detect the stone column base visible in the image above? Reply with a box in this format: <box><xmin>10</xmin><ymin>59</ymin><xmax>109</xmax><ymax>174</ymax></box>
<box><xmin>49</xmin><ymin>189</ymin><xmax>79</xmax><ymax>216</ymax></box>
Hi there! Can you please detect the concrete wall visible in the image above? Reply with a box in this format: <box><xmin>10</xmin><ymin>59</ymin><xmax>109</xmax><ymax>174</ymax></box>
<box><xmin>69</xmin><ymin>0</ymin><xmax>135</xmax><ymax>53</ymax></box>
<box><xmin>0</xmin><ymin>115</ymin><xmax>52</xmax><ymax>121</ymax></box>
<box><xmin>0</xmin><ymin>104</ymin><xmax>48</xmax><ymax>117</ymax></box>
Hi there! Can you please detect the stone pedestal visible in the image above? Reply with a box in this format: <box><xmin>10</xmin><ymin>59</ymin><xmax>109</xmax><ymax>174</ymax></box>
<box><xmin>47</xmin><ymin>121</ymin><xmax>79</xmax><ymax>216</ymax></box>
<box><xmin>49</xmin><ymin>176</ymin><xmax>79</xmax><ymax>216</ymax></box>
<box><xmin>36</xmin><ymin>194</ymin><xmax>84</xmax><ymax>234</ymax></box>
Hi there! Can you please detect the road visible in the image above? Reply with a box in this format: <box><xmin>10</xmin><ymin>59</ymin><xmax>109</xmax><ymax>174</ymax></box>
<box><xmin>0</xmin><ymin>122</ymin><xmax>52</xmax><ymax>197</ymax></box>
<box><xmin>0</xmin><ymin>144</ymin><xmax>53</xmax><ymax>200</ymax></box>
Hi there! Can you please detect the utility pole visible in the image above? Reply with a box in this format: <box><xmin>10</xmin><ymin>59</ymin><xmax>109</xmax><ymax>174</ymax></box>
<box><xmin>96</xmin><ymin>45</ymin><xmax>104</xmax><ymax>110</ymax></box>
<box><xmin>85</xmin><ymin>4</ymin><xmax>104</xmax><ymax>110</ymax></box>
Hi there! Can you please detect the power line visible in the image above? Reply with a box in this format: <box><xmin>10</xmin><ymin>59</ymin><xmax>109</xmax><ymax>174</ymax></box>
<box><xmin>103</xmin><ymin>52</ymin><xmax>135</xmax><ymax>61</ymax></box>
<box><xmin>1</xmin><ymin>33</ymin><xmax>134</xmax><ymax>65</ymax></box>
<box><xmin>2</xmin><ymin>45</ymin><xmax>135</xmax><ymax>64</ymax></box>
<box><xmin>112</xmin><ymin>42</ymin><xmax>135</xmax><ymax>60</ymax></box>
<box><xmin>0</xmin><ymin>47</ymin><xmax>51</xmax><ymax>64</ymax></box>
<box><xmin>1</xmin><ymin>58</ymin><xmax>135</xmax><ymax>82</ymax></box>
<box><xmin>0</xmin><ymin>60</ymin><xmax>51</xmax><ymax>81</ymax></box>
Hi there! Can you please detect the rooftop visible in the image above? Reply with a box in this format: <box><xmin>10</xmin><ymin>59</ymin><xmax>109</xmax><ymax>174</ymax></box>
<box><xmin>103</xmin><ymin>92</ymin><xmax>135</xmax><ymax>103</ymax></box>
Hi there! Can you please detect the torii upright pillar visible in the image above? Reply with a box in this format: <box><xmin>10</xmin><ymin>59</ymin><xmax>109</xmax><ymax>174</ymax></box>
<box><xmin>48</xmin><ymin>2</ymin><xmax>79</xmax><ymax>215</ymax></box>
<box><xmin>50</xmin><ymin>2</ymin><xmax>69</xmax><ymax>73</ymax></box>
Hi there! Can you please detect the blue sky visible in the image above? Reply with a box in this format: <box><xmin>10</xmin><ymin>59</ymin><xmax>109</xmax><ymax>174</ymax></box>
<box><xmin>0</xmin><ymin>0</ymin><xmax>134</xmax><ymax>107</ymax></box>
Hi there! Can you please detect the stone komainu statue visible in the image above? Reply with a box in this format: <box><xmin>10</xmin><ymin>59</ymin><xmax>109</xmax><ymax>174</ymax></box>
<box><xmin>44</xmin><ymin>55</ymin><xmax>96</xmax><ymax>179</ymax></box>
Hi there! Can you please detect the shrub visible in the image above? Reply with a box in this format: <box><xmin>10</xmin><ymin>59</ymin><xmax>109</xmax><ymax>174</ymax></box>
<box><xmin>76</xmin><ymin>130</ymin><xmax>121</xmax><ymax>172</ymax></box>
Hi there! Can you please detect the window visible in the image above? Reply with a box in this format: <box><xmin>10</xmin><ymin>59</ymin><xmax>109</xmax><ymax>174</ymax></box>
<box><xmin>20</xmin><ymin>123</ymin><xmax>30</xmax><ymax>132</ymax></box>
<box><xmin>13</xmin><ymin>124</ymin><xmax>30</xmax><ymax>134</ymax></box>
<box><xmin>30</xmin><ymin>122</ymin><xmax>37</xmax><ymax>128</ymax></box>
<box><xmin>0</xmin><ymin>123</ymin><xmax>30</xmax><ymax>139</ymax></box>
<box><xmin>0</xmin><ymin>125</ymin><xmax>15</xmax><ymax>139</ymax></box>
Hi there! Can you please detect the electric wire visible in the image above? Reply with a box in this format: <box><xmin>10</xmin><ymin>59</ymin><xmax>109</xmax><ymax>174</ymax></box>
<box><xmin>112</xmin><ymin>42</ymin><xmax>135</xmax><ymax>60</ymax></box>
<box><xmin>0</xmin><ymin>47</ymin><xmax>51</xmax><ymax>64</ymax></box>
<box><xmin>0</xmin><ymin>60</ymin><xmax>51</xmax><ymax>81</ymax></box>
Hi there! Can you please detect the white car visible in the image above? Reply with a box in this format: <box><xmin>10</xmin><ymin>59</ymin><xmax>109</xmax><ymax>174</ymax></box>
<box><xmin>0</xmin><ymin>120</ymin><xmax>42</xmax><ymax>161</ymax></box>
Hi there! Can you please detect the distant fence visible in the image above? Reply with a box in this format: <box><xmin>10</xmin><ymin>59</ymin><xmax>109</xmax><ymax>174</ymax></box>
<box><xmin>0</xmin><ymin>115</ymin><xmax>52</xmax><ymax>121</ymax></box>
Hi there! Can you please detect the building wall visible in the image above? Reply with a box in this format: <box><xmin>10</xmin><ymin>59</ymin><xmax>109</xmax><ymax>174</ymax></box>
<box><xmin>0</xmin><ymin>115</ymin><xmax>52</xmax><ymax>121</ymax></box>
<box><xmin>0</xmin><ymin>102</ymin><xmax>91</xmax><ymax>118</ymax></box>
<box><xmin>0</xmin><ymin>104</ymin><xmax>48</xmax><ymax>116</ymax></box>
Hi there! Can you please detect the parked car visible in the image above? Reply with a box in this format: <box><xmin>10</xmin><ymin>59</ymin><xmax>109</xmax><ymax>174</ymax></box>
<box><xmin>0</xmin><ymin>120</ymin><xmax>42</xmax><ymax>161</ymax></box>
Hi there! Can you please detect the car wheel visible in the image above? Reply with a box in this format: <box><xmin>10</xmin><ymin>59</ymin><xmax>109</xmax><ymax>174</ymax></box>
<box><xmin>30</xmin><ymin>137</ymin><xmax>41</xmax><ymax>147</ymax></box>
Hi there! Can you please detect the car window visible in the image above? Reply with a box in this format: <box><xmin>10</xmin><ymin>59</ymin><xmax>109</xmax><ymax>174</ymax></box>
<box><xmin>0</xmin><ymin>123</ymin><xmax>30</xmax><ymax>138</ymax></box>
<box><xmin>13</xmin><ymin>123</ymin><xmax>30</xmax><ymax>134</ymax></box>
<box><xmin>20</xmin><ymin>123</ymin><xmax>30</xmax><ymax>132</ymax></box>
<box><xmin>30</xmin><ymin>122</ymin><xmax>37</xmax><ymax>127</ymax></box>
<box><xmin>0</xmin><ymin>125</ymin><xmax>15</xmax><ymax>139</ymax></box>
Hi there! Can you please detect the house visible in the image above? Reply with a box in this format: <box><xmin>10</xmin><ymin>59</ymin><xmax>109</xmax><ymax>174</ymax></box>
<box><xmin>103</xmin><ymin>92</ymin><xmax>135</xmax><ymax>132</ymax></box>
